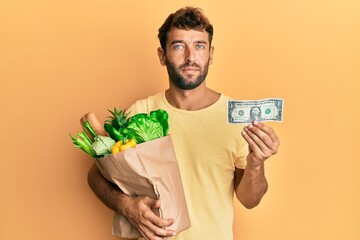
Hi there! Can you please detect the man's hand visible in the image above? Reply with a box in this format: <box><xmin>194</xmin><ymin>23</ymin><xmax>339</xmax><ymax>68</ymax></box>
<box><xmin>235</xmin><ymin>120</ymin><xmax>280</xmax><ymax>208</ymax></box>
<box><xmin>241</xmin><ymin>120</ymin><xmax>280</xmax><ymax>166</ymax></box>
<box><xmin>87</xmin><ymin>165</ymin><xmax>176</xmax><ymax>240</ymax></box>
<box><xmin>122</xmin><ymin>196</ymin><xmax>176</xmax><ymax>240</ymax></box>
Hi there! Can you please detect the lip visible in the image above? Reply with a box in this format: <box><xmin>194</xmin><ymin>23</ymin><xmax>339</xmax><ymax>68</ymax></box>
<box><xmin>182</xmin><ymin>67</ymin><xmax>199</xmax><ymax>72</ymax></box>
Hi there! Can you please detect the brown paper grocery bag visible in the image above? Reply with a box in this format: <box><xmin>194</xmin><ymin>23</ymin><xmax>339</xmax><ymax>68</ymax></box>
<box><xmin>94</xmin><ymin>135</ymin><xmax>191</xmax><ymax>238</ymax></box>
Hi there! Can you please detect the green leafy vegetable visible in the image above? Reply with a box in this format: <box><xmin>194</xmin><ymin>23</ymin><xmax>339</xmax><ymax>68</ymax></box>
<box><xmin>126</xmin><ymin>115</ymin><xmax>164</xmax><ymax>144</ymax></box>
<box><xmin>103</xmin><ymin>108</ymin><xmax>170</xmax><ymax>144</ymax></box>
<box><xmin>70</xmin><ymin>131</ymin><xmax>96</xmax><ymax>158</ymax></box>
<box><xmin>150</xmin><ymin>109</ymin><xmax>169</xmax><ymax>136</ymax></box>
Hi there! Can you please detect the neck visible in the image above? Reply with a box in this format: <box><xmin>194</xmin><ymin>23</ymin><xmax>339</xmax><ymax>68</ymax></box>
<box><xmin>165</xmin><ymin>84</ymin><xmax>220</xmax><ymax>111</ymax></box>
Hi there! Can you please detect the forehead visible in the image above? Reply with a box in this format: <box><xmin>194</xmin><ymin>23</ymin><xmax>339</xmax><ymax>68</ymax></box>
<box><xmin>166</xmin><ymin>28</ymin><xmax>209</xmax><ymax>44</ymax></box>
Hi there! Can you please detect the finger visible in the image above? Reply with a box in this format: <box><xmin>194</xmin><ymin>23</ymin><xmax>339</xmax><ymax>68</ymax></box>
<box><xmin>247</xmin><ymin>123</ymin><xmax>279</xmax><ymax>153</ymax></box>
<box><xmin>253</xmin><ymin>121</ymin><xmax>280</xmax><ymax>147</ymax></box>
<box><xmin>142</xmin><ymin>224</ymin><xmax>175</xmax><ymax>240</ymax></box>
<box><xmin>138</xmin><ymin>214</ymin><xmax>176</xmax><ymax>240</ymax></box>
<box><xmin>147</xmin><ymin>213</ymin><xmax>174</xmax><ymax>228</ymax></box>
<box><xmin>145</xmin><ymin>198</ymin><xmax>174</xmax><ymax>227</ymax></box>
<box><xmin>247</xmin><ymin>125</ymin><xmax>274</xmax><ymax>152</ymax></box>
<box><xmin>143</xmin><ymin>219</ymin><xmax>176</xmax><ymax>239</ymax></box>
<box><xmin>142</xmin><ymin>198</ymin><xmax>176</xmax><ymax>237</ymax></box>
<box><xmin>242</xmin><ymin>126</ymin><xmax>269</xmax><ymax>154</ymax></box>
<box><xmin>143</xmin><ymin>196</ymin><xmax>159</xmax><ymax>208</ymax></box>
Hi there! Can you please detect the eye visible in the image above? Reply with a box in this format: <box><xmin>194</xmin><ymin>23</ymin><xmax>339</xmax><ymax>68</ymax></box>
<box><xmin>195</xmin><ymin>44</ymin><xmax>206</xmax><ymax>50</ymax></box>
<box><xmin>173</xmin><ymin>44</ymin><xmax>185</xmax><ymax>50</ymax></box>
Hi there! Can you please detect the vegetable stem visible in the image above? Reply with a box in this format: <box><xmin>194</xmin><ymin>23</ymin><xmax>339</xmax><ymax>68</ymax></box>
<box><xmin>69</xmin><ymin>132</ymin><xmax>96</xmax><ymax>158</ymax></box>
<box><xmin>84</xmin><ymin>121</ymin><xmax>98</xmax><ymax>138</ymax></box>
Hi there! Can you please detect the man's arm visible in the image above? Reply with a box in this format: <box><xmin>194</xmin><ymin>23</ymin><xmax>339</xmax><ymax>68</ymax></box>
<box><xmin>234</xmin><ymin>165</ymin><xmax>268</xmax><ymax>209</ymax></box>
<box><xmin>235</xmin><ymin>120</ymin><xmax>280</xmax><ymax>208</ymax></box>
<box><xmin>87</xmin><ymin>164</ymin><xmax>127</xmax><ymax>212</ymax></box>
<box><xmin>87</xmin><ymin>164</ymin><xmax>176</xmax><ymax>239</ymax></box>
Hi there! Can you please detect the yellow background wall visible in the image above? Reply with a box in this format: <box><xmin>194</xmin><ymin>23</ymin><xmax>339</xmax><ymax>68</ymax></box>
<box><xmin>1</xmin><ymin>0</ymin><xmax>359</xmax><ymax>239</ymax></box>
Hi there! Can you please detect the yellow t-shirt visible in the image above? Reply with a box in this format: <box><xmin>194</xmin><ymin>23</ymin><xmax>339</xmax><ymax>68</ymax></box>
<box><xmin>128</xmin><ymin>92</ymin><xmax>248</xmax><ymax>240</ymax></box>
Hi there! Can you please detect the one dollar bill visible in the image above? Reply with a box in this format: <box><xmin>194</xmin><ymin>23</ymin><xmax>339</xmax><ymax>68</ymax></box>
<box><xmin>228</xmin><ymin>98</ymin><xmax>284</xmax><ymax>124</ymax></box>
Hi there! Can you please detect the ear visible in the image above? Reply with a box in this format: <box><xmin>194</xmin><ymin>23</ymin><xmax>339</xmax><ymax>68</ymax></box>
<box><xmin>209</xmin><ymin>46</ymin><xmax>214</xmax><ymax>64</ymax></box>
<box><xmin>157</xmin><ymin>47</ymin><xmax>166</xmax><ymax>66</ymax></box>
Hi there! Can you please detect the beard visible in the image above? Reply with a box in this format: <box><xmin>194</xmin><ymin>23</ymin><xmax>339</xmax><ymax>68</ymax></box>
<box><xmin>165</xmin><ymin>58</ymin><xmax>210</xmax><ymax>90</ymax></box>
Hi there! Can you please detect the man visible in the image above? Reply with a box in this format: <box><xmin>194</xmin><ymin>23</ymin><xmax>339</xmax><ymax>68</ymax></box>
<box><xmin>250</xmin><ymin>107</ymin><xmax>262</xmax><ymax>121</ymax></box>
<box><xmin>88</xmin><ymin>6</ymin><xmax>280</xmax><ymax>240</ymax></box>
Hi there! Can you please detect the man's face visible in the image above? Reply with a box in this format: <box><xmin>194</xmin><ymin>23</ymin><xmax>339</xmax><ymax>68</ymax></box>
<box><xmin>251</xmin><ymin>107</ymin><xmax>261</xmax><ymax>120</ymax></box>
<box><xmin>158</xmin><ymin>28</ymin><xmax>214</xmax><ymax>90</ymax></box>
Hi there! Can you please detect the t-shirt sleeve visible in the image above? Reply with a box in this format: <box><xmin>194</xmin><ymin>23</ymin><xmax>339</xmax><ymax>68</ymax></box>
<box><xmin>126</xmin><ymin>99</ymin><xmax>150</xmax><ymax>117</ymax></box>
<box><xmin>234</xmin><ymin>140</ymin><xmax>248</xmax><ymax>169</ymax></box>
<box><xmin>126</xmin><ymin>92</ymin><xmax>164</xmax><ymax>117</ymax></box>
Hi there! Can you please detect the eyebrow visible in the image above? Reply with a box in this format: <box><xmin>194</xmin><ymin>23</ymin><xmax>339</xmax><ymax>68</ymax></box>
<box><xmin>170</xmin><ymin>40</ymin><xmax>208</xmax><ymax>45</ymax></box>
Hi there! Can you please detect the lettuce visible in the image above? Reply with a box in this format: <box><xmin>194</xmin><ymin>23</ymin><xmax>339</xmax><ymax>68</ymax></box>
<box><xmin>125</xmin><ymin>109</ymin><xmax>169</xmax><ymax>144</ymax></box>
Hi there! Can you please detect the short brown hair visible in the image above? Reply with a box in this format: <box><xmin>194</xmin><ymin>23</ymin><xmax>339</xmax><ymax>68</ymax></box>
<box><xmin>158</xmin><ymin>7</ymin><xmax>214</xmax><ymax>51</ymax></box>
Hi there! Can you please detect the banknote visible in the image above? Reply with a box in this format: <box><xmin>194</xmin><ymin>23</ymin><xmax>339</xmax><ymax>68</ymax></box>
<box><xmin>227</xmin><ymin>98</ymin><xmax>284</xmax><ymax>124</ymax></box>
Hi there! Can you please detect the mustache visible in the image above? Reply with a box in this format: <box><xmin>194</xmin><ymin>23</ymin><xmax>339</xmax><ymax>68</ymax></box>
<box><xmin>179</xmin><ymin>63</ymin><xmax>201</xmax><ymax>70</ymax></box>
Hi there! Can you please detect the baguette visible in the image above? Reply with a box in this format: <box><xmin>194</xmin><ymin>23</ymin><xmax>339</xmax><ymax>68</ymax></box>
<box><xmin>80</xmin><ymin>112</ymin><xmax>108</xmax><ymax>141</ymax></box>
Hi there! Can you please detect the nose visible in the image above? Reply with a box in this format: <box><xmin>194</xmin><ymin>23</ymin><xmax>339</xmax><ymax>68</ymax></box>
<box><xmin>185</xmin><ymin>46</ymin><xmax>196</xmax><ymax>63</ymax></box>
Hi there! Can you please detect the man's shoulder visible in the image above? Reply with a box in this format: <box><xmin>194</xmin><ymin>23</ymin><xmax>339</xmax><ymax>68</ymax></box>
<box><xmin>134</xmin><ymin>91</ymin><xmax>164</xmax><ymax>106</ymax></box>
<box><xmin>127</xmin><ymin>92</ymin><xmax>165</xmax><ymax>116</ymax></box>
